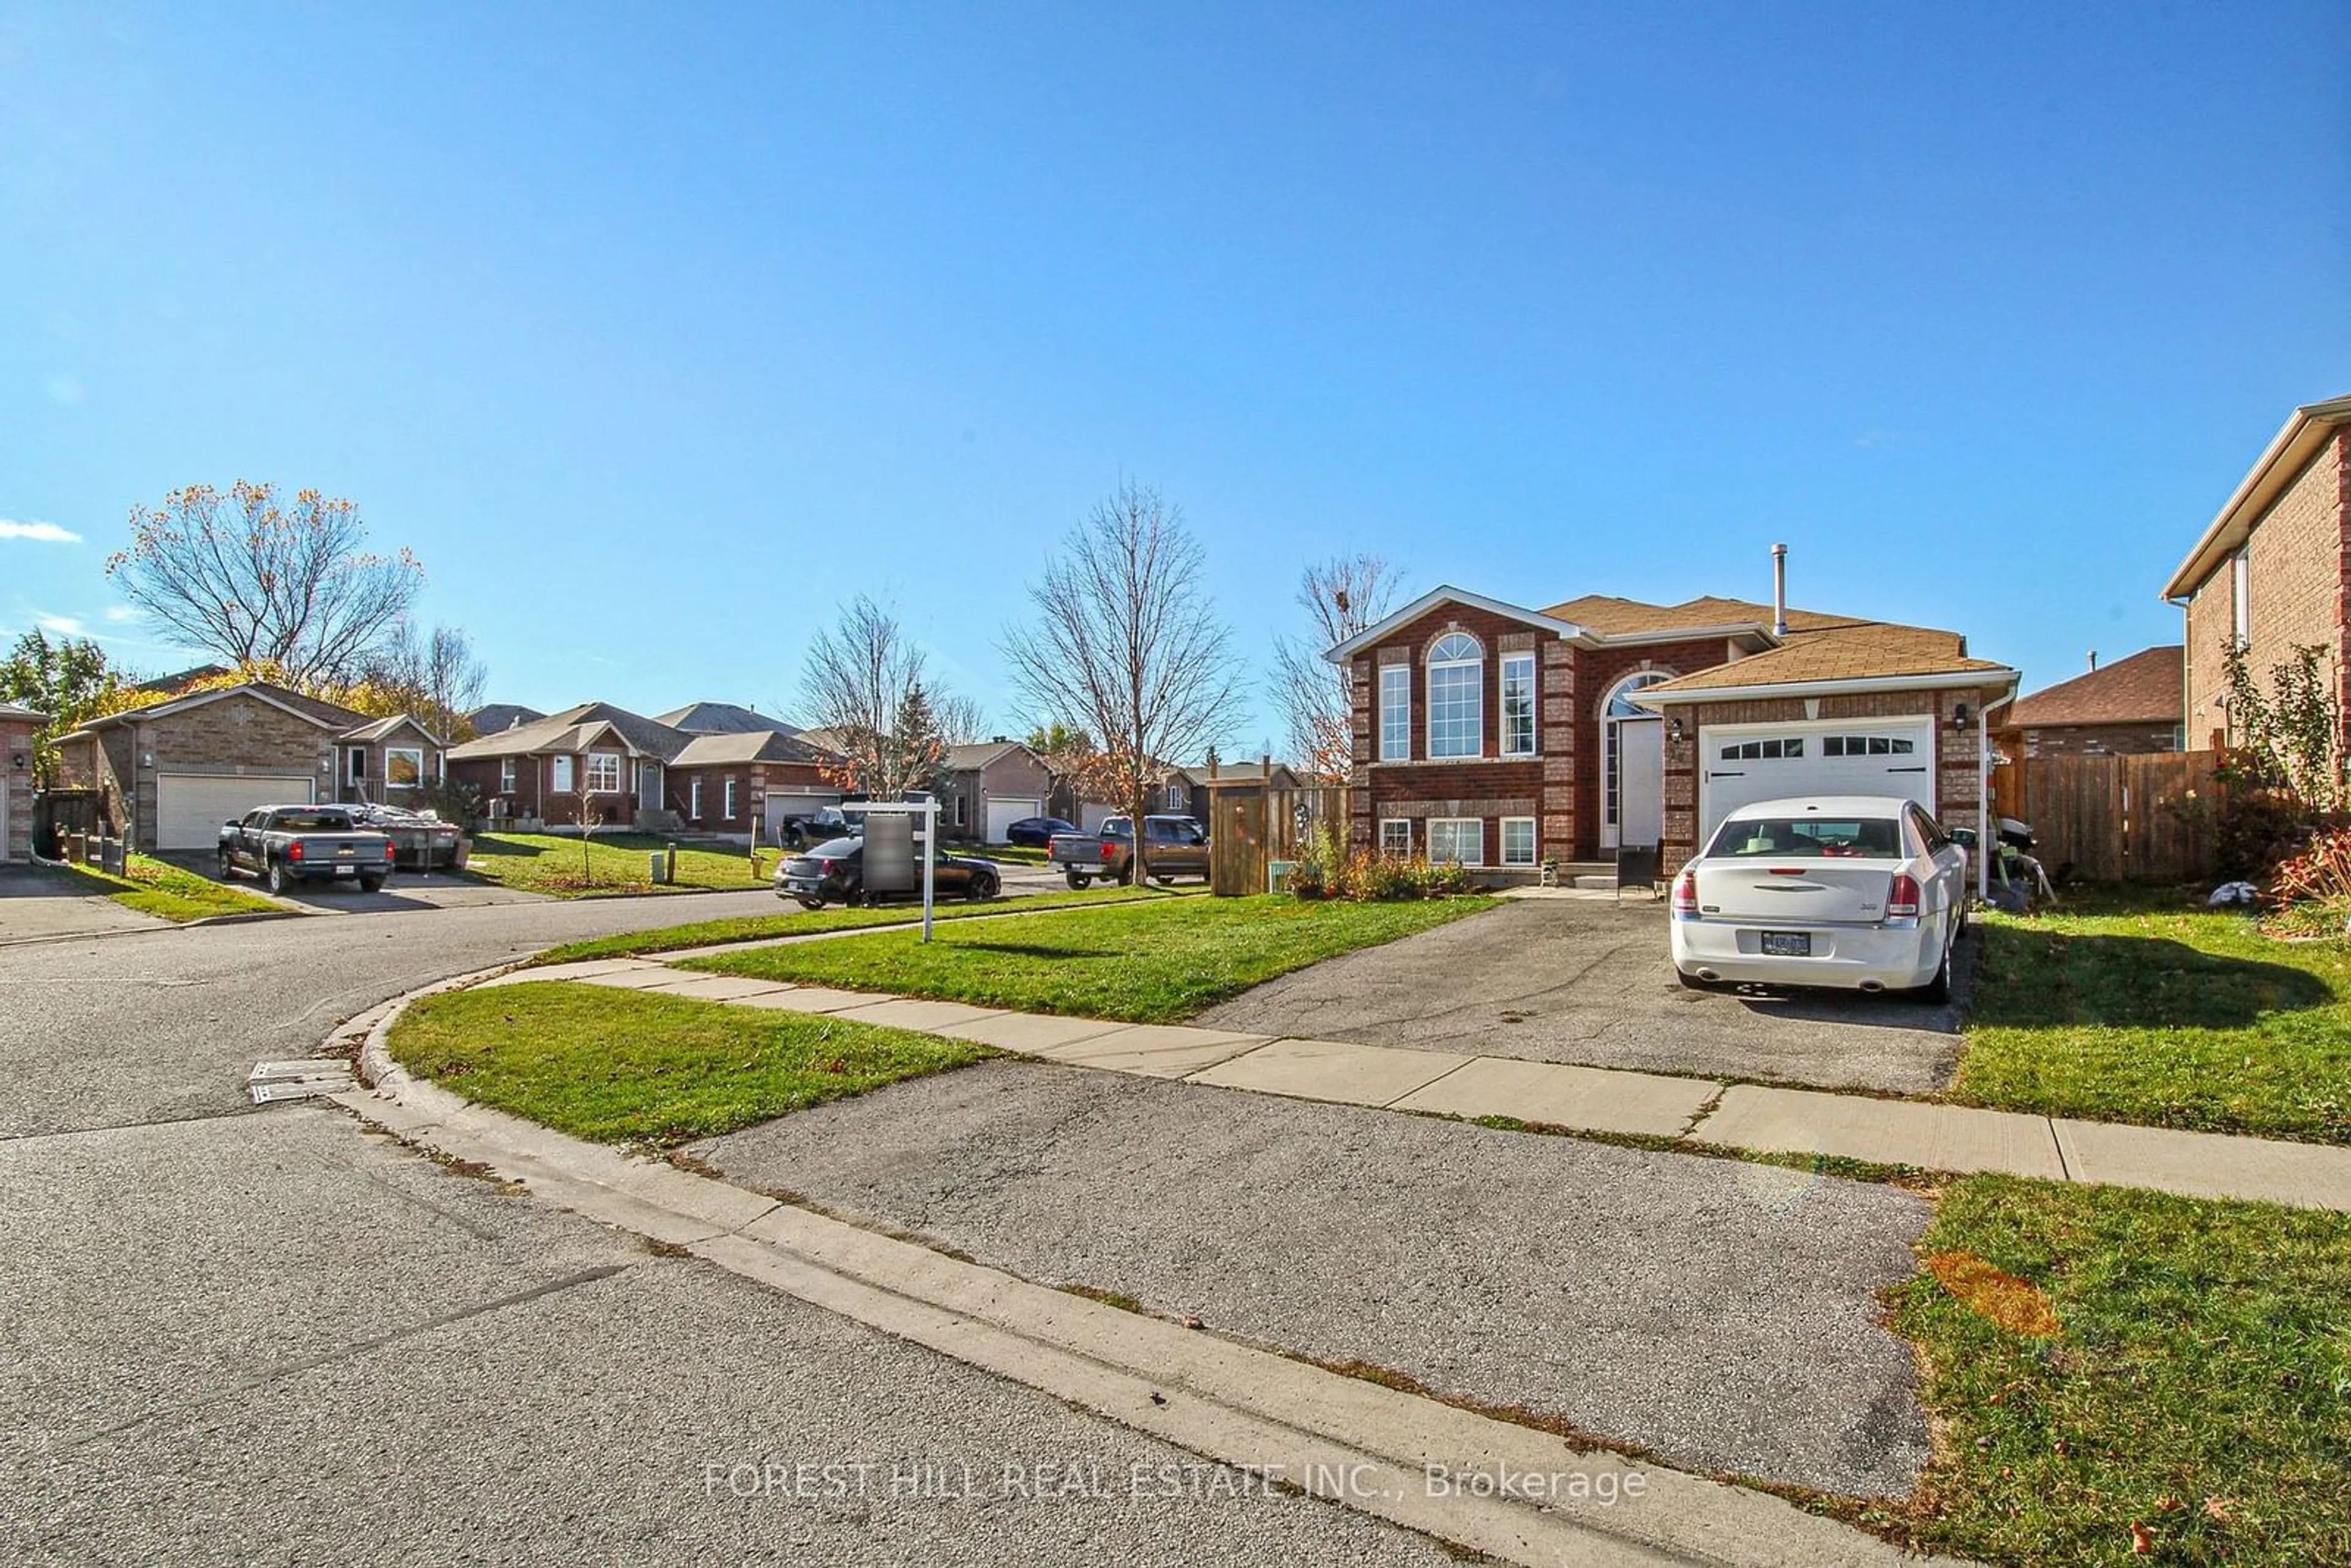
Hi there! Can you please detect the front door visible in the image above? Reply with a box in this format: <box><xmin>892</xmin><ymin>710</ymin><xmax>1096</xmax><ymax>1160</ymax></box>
<box><xmin>1614</xmin><ymin>716</ymin><xmax>1664</xmax><ymax>849</ymax></box>
<box><xmin>638</xmin><ymin>762</ymin><xmax>662</xmax><ymax>819</ymax></box>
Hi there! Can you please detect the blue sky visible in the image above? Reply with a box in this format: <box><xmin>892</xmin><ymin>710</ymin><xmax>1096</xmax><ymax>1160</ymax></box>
<box><xmin>3</xmin><ymin>2</ymin><xmax>2345</xmax><ymax>749</ymax></box>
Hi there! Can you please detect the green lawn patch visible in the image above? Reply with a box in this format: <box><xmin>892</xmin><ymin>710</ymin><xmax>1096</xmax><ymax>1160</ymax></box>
<box><xmin>686</xmin><ymin>893</ymin><xmax>1497</xmax><ymax>1023</ymax></box>
<box><xmin>388</xmin><ymin>981</ymin><xmax>993</xmax><ymax>1145</ymax></box>
<box><xmin>1956</xmin><ymin>891</ymin><xmax>2351</xmax><ymax>1143</ymax></box>
<box><xmin>529</xmin><ymin>884</ymin><xmax>1196</xmax><ymax>966</ymax></box>
<box><xmin>957</xmin><ymin>841</ymin><xmax>1051</xmax><ymax>864</ymax></box>
<box><xmin>1884</xmin><ymin>1174</ymin><xmax>2351</xmax><ymax>1566</ymax></box>
<box><xmin>460</xmin><ymin>831</ymin><xmax>776</xmax><ymax>896</ymax></box>
<box><xmin>56</xmin><ymin>855</ymin><xmax>282</xmax><ymax>923</ymax></box>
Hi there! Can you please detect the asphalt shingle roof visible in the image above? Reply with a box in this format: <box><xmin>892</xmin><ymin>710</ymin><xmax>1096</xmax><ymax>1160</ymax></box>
<box><xmin>2002</xmin><ymin>646</ymin><xmax>2182</xmax><ymax>727</ymax></box>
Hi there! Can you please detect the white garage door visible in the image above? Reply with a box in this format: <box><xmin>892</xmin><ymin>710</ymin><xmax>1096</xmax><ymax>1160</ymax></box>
<box><xmin>984</xmin><ymin>796</ymin><xmax>1042</xmax><ymax>844</ymax></box>
<box><xmin>156</xmin><ymin>774</ymin><xmax>314</xmax><ymax>851</ymax></box>
<box><xmin>1696</xmin><ymin>718</ymin><xmax>1935</xmax><ymax>850</ymax></box>
<box><xmin>1080</xmin><ymin>801</ymin><xmax>1118</xmax><ymax>832</ymax></box>
<box><xmin>762</xmin><ymin>793</ymin><xmax>837</xmax><ymax>842</ymax></box>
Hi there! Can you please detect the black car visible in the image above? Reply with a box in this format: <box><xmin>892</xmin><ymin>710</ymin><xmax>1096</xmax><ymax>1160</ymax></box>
<box><xmin>774</xmin><ymin>836</ymin><xmax>1002</xmax><ymax>909</ymax></box>
<box><xmin>781</xmin><ymin>806</ymin><xmax>864</xmax><ymax>848</ymax></box>
<box><xmin>1003</xmin><ymin>815</ymin><xmax>1079</xmax><ymax>848</ymax></box>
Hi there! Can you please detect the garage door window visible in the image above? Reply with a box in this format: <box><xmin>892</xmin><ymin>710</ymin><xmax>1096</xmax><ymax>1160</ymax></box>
<box><xmin>1821</xmin><ymin>735</ymin><xmax>1915</xmax><ymax>756</ymax></box>
<box><xmin>1428</xmin><ymin>817</ymin><xmax>1482</xmax><ymax>866</ymax></box>
<box><xmin>1719</xmin><ymin>737</ymin><xmax>1805</xmax><ymax>760</ymax></box>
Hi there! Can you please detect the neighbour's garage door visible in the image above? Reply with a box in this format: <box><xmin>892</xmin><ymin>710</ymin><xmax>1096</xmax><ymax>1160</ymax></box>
<box><xmin>1080</xmin><ymin>801</ymin><xmax>1118</xmax><ymax>832</ymax></box>
<box><xmin>1695</xmin><ymin>718</ymin><xmax>1935</xmax><ymax>850</ymax></box>
<box><xmin>984</xmin><ymin>796</ymin><xmax>1042</xmax><ymax>844</ymax></box>
<box><xmin>156</xmin><ymin>775</ymin><xmax>315</xmax><ymax>851</ymax></box>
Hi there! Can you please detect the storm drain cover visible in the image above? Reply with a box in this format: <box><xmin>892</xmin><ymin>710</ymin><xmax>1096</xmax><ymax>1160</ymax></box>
<box><xmin>249</xmin><ymin>1059</ymin><xmax>357</xmax><ymax>1104</ymax></box>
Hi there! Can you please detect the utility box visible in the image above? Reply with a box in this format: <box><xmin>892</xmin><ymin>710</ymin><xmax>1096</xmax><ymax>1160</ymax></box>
<box><xmin>648</xmin><ymin>852</ymin><xmax>671</xmax><ymax>885</ymax></box>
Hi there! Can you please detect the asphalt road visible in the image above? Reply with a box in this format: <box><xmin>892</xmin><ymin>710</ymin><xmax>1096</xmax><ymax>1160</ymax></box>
<box><xmin>1</xmin><ymin>895</ymin><xmax>1458</xmax><ymax>1565</ymax></box>
<box><xmin>1197</xmin><ymin>898</ymin><xmax>1968</xmax><ymax>1094</ymax></box>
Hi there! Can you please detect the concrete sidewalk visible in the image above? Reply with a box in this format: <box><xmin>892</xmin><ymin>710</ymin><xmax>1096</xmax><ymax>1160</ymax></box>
<box><xmin>493</xmin><ymin>958</ymin><xmax>2351</xmax><ymax>1212</ymax></box>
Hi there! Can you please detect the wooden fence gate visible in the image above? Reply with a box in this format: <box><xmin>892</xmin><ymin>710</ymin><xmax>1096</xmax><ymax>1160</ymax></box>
<box><xmin>1205</xmin><ymin>784</ymin><xmax>1347</xmax><ymax>896</ymax></box>
<box><xmin>2003</xmin><ymin>752</ymin><xmax>2224</xmax><ymax>883</ymax></box>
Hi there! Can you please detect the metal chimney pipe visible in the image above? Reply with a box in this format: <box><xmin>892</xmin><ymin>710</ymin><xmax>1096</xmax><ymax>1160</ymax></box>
<box><xmin>1771</xmin><ymin>543</ymin><xmax>1788</xmax><ymax>636</ymax></box>
<box><xmin>2087</xmin><ymin>651</ymin><xmax>2098</xmax><ymax>672</ymax></box>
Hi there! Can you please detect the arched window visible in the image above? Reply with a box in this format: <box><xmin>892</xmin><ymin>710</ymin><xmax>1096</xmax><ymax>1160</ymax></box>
<box><xmin>1602</xmin><ymin>670</ymin><xmax>1673</xmax><ymax>839</ymax></box>
<box><xmin>1426</xmin><ymin>632</ymin><xmax>1483</xmax><ymax>757</ymax></box>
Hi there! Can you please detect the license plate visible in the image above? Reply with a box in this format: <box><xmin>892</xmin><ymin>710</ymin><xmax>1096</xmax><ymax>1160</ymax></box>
<box><xmin>335</xmin><ymin>866</ymin><xmax>356</xmax><ymax>877</ymax></box>
<box><xmin>1760</xmin><ymin>931</ymin><xmax>1810</xmax><ymax>957</ymax></box>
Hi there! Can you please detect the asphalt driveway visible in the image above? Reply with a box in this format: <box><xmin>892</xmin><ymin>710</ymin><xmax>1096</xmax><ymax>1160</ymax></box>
<box><xmin>1196</xmin><ymin>896</ymin><xmax>1967</xmax><ymax>1095</ymax></box>
<box><xmin>699</xmin><ymin>1059</ymin><xmax>1933</xmax><ymax>1498</ymax></box>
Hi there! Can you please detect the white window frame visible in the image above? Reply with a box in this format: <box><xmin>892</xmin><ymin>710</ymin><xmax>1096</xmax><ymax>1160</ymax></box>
<box><xmin>585</xmin><ymin>751</ymin><xmax>623</xmax><ymax>793</ymax></box>
<box><xmin>347</xmin><ymin>748</ymin><xmax>367</xmax><ymax>784</ymax></box>
<box><xmin>385</xmin><ymin>746</ymin><xmax>425</xmax><ymax>789</ymax></box>
<box><xmin>1499</xmin><ymin>653</ymin><xmax>1537</xmax><ymax>757</ymax></box>
<box><xmin>724</xmin><ymin>777</ymin><xmax>738</xmax><ymax>819</ymax></box>
<box><xmin>689</xmin><ymin>778</ymin><xmax>703</xmax><ymax>819</ymax></box>
<box><xmin>500</xmin><ymin>756</ymin><xmax>517</xmax><ymax>793</ymax></box>
<box><xmin>550</xmin><ymin>754</ymin><xmax>574</xmax><ymax>793</ymax></box>
<box><xmin>1427</xmin><ymin>817</ymin><xmax>1483</xmax><ymax>867</ymax></box>
<box><xmin>1379</xmin><ymin>818</ymin><xmax>1412</xmax><ymax>857</ymax></box>
<box><xmin>1499</xmin><ymin>816</ymin><xmax>1537</xmax><ymax>866</ymax></box>
<box><xmin>2232</xmin><ymin>550</ymin><xmax>2250</xmax><ymax>643</ymax></box>
<box><xmin>1378</xmin><ymin>665</ymin><xmax>1411</xmax><ymax>762</ymax></box>
<box><xmin>1425</xmin><ymin>632</ymin><xmax>1483</xmax><ymax>759</ymax></box>
<box><xmin>1602</xmin><ymin>670</ymin><xmax>1673</xmax><ymax>831</ymax></box>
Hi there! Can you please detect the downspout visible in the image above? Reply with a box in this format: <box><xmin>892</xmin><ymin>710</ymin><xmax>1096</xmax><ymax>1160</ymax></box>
<box><xmin>1977</xmin><ymin>700</ymin><xmax>1991</xmax><ymax>904</ymax></box>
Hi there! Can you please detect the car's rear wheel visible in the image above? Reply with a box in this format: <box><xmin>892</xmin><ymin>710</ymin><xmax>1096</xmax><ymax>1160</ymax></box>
<box><xmin>359</xmin><ymin>876</ymin><xmax>384</xmax><ymax>894</ymax></box>
<box><xmin>266</xmin><ymin>863</ymin><xmax>290</xmax><ymax>895</ymax></box>
<box><xmin>1115</xmin><ymin>863</ymin><xmax>1134</xmax><ymax>887</ymax></box>
<box><xmin>1065</xmin><ymin>872</ymin><xmax>1090</xmax><ymax>890</ymax></box>
<box><xmin>967</xmin><ymin>872</ymin><xmax>998</xmax><ymax>902</ymax></box>
<box><xmin>1910</xmin><ymin>914</ymin><xmax>1956</xmax><ymax>1004</ymax></box>
<box><xmin>796</xmin><ymin>896</ymin><xmax>825</xmax><ymax>912</ymax></box>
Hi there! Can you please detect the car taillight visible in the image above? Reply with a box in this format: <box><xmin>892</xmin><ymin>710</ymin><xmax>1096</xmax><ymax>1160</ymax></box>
<box><xmin>288</xmin><ymin>842</ymin><xmax>304</xmax><ymax>862</ymax></box>
<box><xmin>1886</xmin><ymin>872</ymin><xmax>1921</xmax><ymax>920</ymax></box>
<box><xmin>819</xmin><ymin>858</ymin><xmax>836</xmax><ymax>874</ymax></box>
<box><xmin>1671</xmin><ymin>869</ymin><xmax>1698</xmax><ymax>918</ymax></box>
<box><xmin>1101</xmin><ymin>844</ymin><xmax>1115</xmax><ymax>861</ymax></box>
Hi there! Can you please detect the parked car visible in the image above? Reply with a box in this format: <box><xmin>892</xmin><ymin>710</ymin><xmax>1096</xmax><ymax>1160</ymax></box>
<box><xmin>348</xmin><ymin>803</ymin><xmax>469</xmax><ymax>871</ymax></box>
<box><xmin>1048</xmin><ymin>814</ymin><xmax>1211</xmax><ymax>889</ymax></box>
<box><xmin>219</xmin><ymin>805</ymin><xmax>396</xmax><ymax>895</ymax></box>
<box><xmin>1669</xmin><ymin>795</ymin><xmax>1968</xmax><ymax>1001</ymax></box>
<box><xmin>1003</xmin><ymin>815</ymin><xmax>1079</xmax><ymax>848</ymax></box>
<box><xmin>774</xmin><ymin>836</ymin><xmax>1001</xmax><ymax>909</ymax></box>
<box><xmin>781</xmin><ymin>806</ymin><xmax>863</xmax><ymax>848</ymax></box>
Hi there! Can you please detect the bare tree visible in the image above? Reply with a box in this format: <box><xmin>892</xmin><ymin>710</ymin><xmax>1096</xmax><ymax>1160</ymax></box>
<box><xmin>570</xmin><ymin>775</ymin><xmax>607</xmax><ymax>883</ymax></box>
<box><xmin>107</xmin><ymin>482</ymin><xmax>424</xmax><ymax>685</ymax></box>
<box><xmin>1270</xmin><ymin>554</ymin><xmax>1404</xmax><ymax>782</ymax></box>
<box><xmin>798</xmin><ymin>595</ymin><xmax>967</xmax><ymax>800</ymax></box>
<box><xmin>1001</xmin><ymin>481</ymin><xmax>1244</xmax><ymax>882</ymax></box>
<box><xmin>358</xmin><ymin>622</ymin><xmax>489</xmax><ymax>740</ymax></box>
<box><xmin>933</xmin><ymin>691</ymin><xmax>989</xmax><ymax>748</ymax></box>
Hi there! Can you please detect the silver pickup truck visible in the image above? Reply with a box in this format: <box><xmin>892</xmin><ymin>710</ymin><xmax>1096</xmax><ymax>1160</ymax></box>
<box><xmin>218</xmin><ymin>805</ymin><xmax>395</xmax><ymax>895</ymax></box>
<box><xmin>1048</xmin><ymin>814</ymin><xmax>1212</xmax><ymax>888</ymax></box>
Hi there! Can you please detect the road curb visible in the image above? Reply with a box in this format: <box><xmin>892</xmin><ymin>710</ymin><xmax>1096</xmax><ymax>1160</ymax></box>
<box><xmin>332</xmin><ymin>971</ymin><xmax>1940</xmax><ymax>1568</ymax></box>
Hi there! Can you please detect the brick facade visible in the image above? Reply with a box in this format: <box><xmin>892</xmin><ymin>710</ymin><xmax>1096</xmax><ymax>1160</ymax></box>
<box><xmin>2181</xmin><ymin>428</ymin><xmax>2351</xmax><ymax>752</ymax></box>
<box><xmin>54</xmin><ymin>691</ymin><xmax>343</xmax><ymax>852</ymax></box>
<box><xmin>2</xmin><ymin>713</ymin><xmax>37</xmax><ymax>862</ymax></box>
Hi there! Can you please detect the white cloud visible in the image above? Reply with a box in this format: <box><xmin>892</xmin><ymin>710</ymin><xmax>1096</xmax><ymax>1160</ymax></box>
<box><xmin>36</xmin><ymin>613</ymin><xmax>86</xmax><ymax>637</ymax></box>
<box><xmin>0</xmin><ymin>518</ymin><xmax>82</xmax><ymax>544</ymax></box>
<box><xmin>103</xmin><ymin>605</ymin><xmax>140</xmax><ymax>623</ymax></box>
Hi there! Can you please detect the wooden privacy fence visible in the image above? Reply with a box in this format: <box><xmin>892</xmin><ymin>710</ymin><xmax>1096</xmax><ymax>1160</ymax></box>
<box><xmin>1205</xmin><ymin>783</ymin><xmax>1348</xmax><ymax>896</ymax></box>
<box><xmin>2001</xmin><ymin>752</ymin><xmax>2225</xmax><ymax>883</ymax></box>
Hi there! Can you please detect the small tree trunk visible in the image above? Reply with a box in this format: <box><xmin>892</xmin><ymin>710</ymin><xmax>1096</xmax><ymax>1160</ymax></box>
<box><xmin>1129</xmin><ymin>784</ymin><xmax>1149</xmax><ymax>883</ymax></box>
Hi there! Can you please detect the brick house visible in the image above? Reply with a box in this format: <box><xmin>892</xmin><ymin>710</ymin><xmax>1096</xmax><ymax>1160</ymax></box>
<box><xmin>1329</xmin><ymin>582</ymin><xmax>2017</xmax><ymax>880</ymax></box>
<box><xmin>52</xmin><ymin>682</ymin><xmax>448</xmax><ymax>852</ymax></box>
<box><xmin>937</xmin><ymin>740</ymin><xmax>1055</xmax><ymax>844</ymax></box>
<box><xmin>2163</xmin><ymin>393</ymin><xmax>2351</xmax><ymax>752</ymax></box>
<box><xmin>1991</xmin><ymin>647</ymin><xmax>2183</xmax><ymax>760</ymax></box>
<box><xmin>2</xmin><ymin>701</ymin><xmax>44</xmax><ymax>863</ymax></box>
<box><xmin>446</xmin><ymin>702</ymin><xmax>838</xmax><ymax>842</ymax></box>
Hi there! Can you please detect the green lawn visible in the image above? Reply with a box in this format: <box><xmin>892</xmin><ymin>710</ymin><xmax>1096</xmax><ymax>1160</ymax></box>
<box><xmin>1955</xmin><ymin>891</ymin><xmax>2351</xmax><ymax>1143</ymax></box>
<box><xmin>387</xmin><ymin>981</ymin><xmax>994</xmax><ymax>1146</ymax></box>
<box><xmin>686</xmin><ymin>893</ymin><xmax>1497</xmax><ymax>1023</ymax></box>
<box><xmin>529</xmin><ymin>883</ymin><xmax>1197</xmax><ymax>966</ymax></box>
<box><xmin>460</xmin><ymin>831</ymin><xmax>776</xmax><ymax>896</ymax></box>
<box><xmin>1882</xmin><ymin>1175</ymin><xmax>2351</xmax><ymax>1566</ymax></box>
<box><xmin>55</xmin><ymin>855</ymin><xmax>282</xmax><ymax>923</ymax></box>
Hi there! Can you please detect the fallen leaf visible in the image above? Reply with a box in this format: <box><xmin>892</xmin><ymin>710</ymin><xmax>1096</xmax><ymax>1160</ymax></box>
<box><xmin>2130</xmin><ymin>1521</ymin><xmax>2154</xmax><ymax>1555</ymax></box>
<box><xmin>2204</xmin><ymin>1496</ymin><xmax>2235</xmax><ymax>1523</ymax></box>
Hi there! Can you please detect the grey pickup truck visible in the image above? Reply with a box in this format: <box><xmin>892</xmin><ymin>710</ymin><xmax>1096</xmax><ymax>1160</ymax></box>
<box><xmin>219</xmin><ymin>805</ymin><xmax>395</xmax><ymax>895</ymax></box>
<box><xmin>1048</xmin><ymin>814</ymin><xmax>1211</xmax><ymax>888</ymax></box>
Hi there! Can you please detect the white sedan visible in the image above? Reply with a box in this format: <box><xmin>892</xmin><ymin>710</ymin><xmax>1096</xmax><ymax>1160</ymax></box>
<box><xmin>1669</xmin><ymin>795</ymin><xmax>1970</xmax><ymax>1001</ymax></box>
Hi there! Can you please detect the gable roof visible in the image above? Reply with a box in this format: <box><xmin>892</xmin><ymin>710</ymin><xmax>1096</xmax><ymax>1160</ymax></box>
<box><xmin>654</xmin><ymin>702</ymin><xmax>801</xmax><ymax>738</ymax></box>
<box><xmin>444</xmin><ymin>702</ymin><xmax>689</xmax><ymax>762</ymax></box>
<box><xmin>0</xmin><ymin>701</ymin><xmax>48</xmax><ymax>723</ymax></box>
<box><xmin>340</xmin><ymin>713</ymin><xmax>449</xmax><ymax>748</ymax></box>
<box><xmin>2164</xmin><ymin>394</ymin><xmax>2351</xmax><ymax>601</ymax></box>
<box><xmin>2001</xmin><ymin>646</ymin><xmax>2181</xmax><ymax>729</ymax></box>
<box><xmin>62</xmin><ymin>680</ymin><xmax>366</xmax><ymax>737</ymax></box>
<box><xmin>1325</xmin><ymin>585</ymin><xmax>1584</xmax><ymax>662</ymax></box>
<box><xmin>1168</xmin><ymin>760</ymin><xmax>1299</xmax><ymax>786</ymax></box>
<box><xmin>942</xmin><ymin>740</ymin><xmax>1034</xmax><ymax>772</ymax></box>
<box><xmin>468</xmin><ymin>702</ymin><xmax>546</xmax><ymax>734</ymax></box>
<box><xmin>670</xmin><ymin>730</ymin><xmax>829</xmax><ymax>768</ymax></box>
<box><xmin>1630</xmin><ymin>621</ymin><xmax>2014</xmax><ymax>702</ymax></box>
<box><xmin>1541</xmin><ymin>594</ymin><xmax>1863</xmax><ymax>639</ymax></box>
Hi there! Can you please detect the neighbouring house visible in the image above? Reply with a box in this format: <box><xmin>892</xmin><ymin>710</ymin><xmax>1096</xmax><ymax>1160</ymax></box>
<box><xmin>937</xmin><ymin>740</ymin><xmax>1055</xmax><ymax>844</ymax></box>
<box><xmin>51</xmin><ymin>681</ymin><xmax>449</xmax><ymax>852</ymax></box>
<box><xmin>1158</xmin><ymin>760</ymin><xmax>1302</xmax><ymax>820</ymax></box>
<box><xmin>2</xmin><ymin>701</ymin><xmax>45</xmax><ymax>863</ymax></box>
<box><xmin>1992</xmin><ymin>647</ymin><xmax>2183</xmax><ymax>759</ymax></box>
<box><xmin>2163</xmin><ymin>393</ymin><xmax>2351</xmax><ymax>752</ymax></box>
<box><xmin>467</xmin><ymin>702</ymin><xmax>546</xmax><ymax>737</ymax></box>
<box><xmin>654</xmin><ymin>702</ymin><xmax>802</xmax><ymax>740</ymax></box>
<box><xmin>1326</xmin><ymin>571</ymin><xmax>2018</xmax><ymax>881</ymax></box>
<box><xmin>444</xmin><ymin>702</ymin><xmax>838</xmax><ymax>842</ymax></box>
